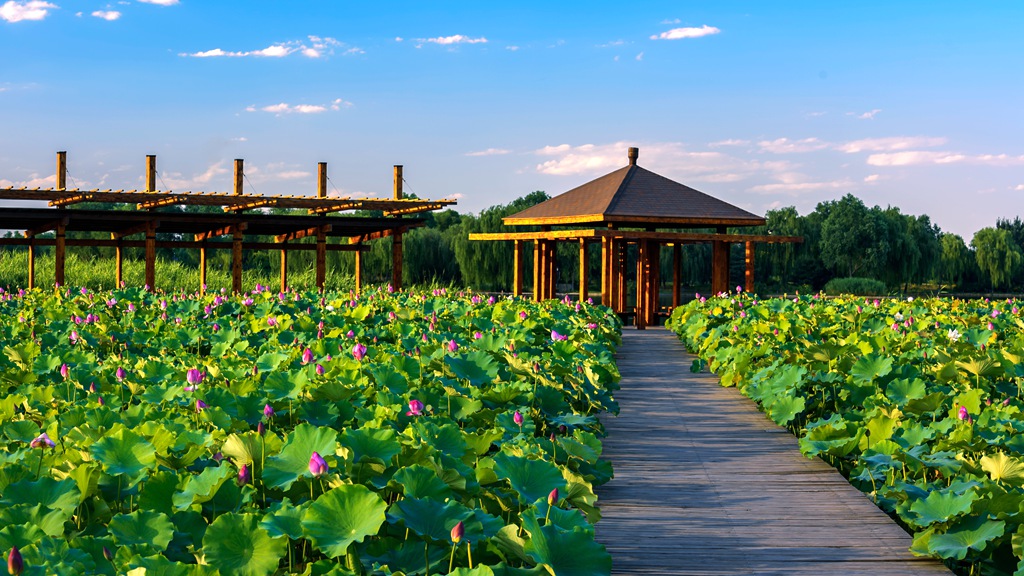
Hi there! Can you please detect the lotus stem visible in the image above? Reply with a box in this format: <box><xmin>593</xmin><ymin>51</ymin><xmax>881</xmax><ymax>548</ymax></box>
<box><xmin>448</xmin><ymin>544</ymin><xmax>456</xmax><ymax>573</ymax></box>
<box><xmin>424</xmin><ymin>541</ymin><xmax>430</xmax><ymax>576</ymax></box>
<box><xmin>466</xmin><ymin>541</ymin><xmax>472</xmax><ymax>569</ymax></box>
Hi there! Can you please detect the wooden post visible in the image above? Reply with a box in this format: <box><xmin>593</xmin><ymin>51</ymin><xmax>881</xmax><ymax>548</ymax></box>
<box><xmin>145</xmin><ymin>155</ymin><xmax>157</xmax><ymax>192</ymax></box>
<box><xmin>616</xmin><ymin>241</ymin><xmax>626</xmax><ymax>313</ymax></box>
<box><xmin>110</xmin><ymin>233</ymin><xmax>124</xmax><ymax>287</ymax></box>
<box><xmin>745</xmin><ymin>241</ymin><xmax>755</xmax><ymax>294</ymax></box>
<box><xmin>317</xmin><ymin>162</ymin><xmax>327</xmax><ymax>199</ymax></box>
<box><xmin>199</xmin><ymin>242</ymin><xmax>207</xmax><ymax>293</ymax></box>
<box><xmin>711</xmin><ymin>240</ymin><xmax>730</xmax><ymax>296</ymax></box>
<box><xmin>392</xmin><ymin>165</ymin><xmax>404</xmax><ymax>290</ymax></box>
<box><xmin>532</xmin><ymin>240</ymin><xmax>541</xmax><ymax>302</ymax></box>
<box><xmin>635</xmin><ymin>240</ymin><xmax>647</xmax><ymax>329</ymax></box>
<box><xmin>315</xmin><ymin>227</ymin><xmax>327</xmax><ymax>289</ymax></box>
<box><xmin>54</xmin><ymin>221</ymin><xmax>66</xmax><ymax>287</ymax></box>
<box><xmin>27</xmin><ymin>235</ymin><xmax>35</xmax><ymax>290</ymax></box>
<box><xmin>600</xmin><ymin>236</ymin><xmax>609</xmax><ymax>307</ymax></box>
<box><xmin>547</xmin><ymin>241</ymin><xmax>556</xmax><ymax>300</ymax></box>
<box><xmin>232</xmin><ymin>227</ymin><xmax>243</xmax><ymax>293</ymax></box>
<box><xmin>648</xmin><ymin>242</ymin><xmax>661</xmax><ymax>326</ymax></box>
<box><xmin>56</xmin><ymin>151</ymin><xmax>67</xmax><ymax>191</ymax></box>
<box><xmin>145</xmin><ymin>222</ymin><xmax>156</xmax><ymax>290</ymax></box>
<box><xmin>234</xmin><ymin>159</ymin><xmax>244</xmax><ymax>195</ymax></box>
<box><xmin>513</xmin><ymin>239</ymin><xmax>523</xmax><ymax>297</ymax></box>
<box><xmin>280</xmin><ymin>244</ymin><xmax>288</xmax><ymax>293</ymax></box>
<box><xmin>672</xmin><ymin>243</ymin><xmax>681</xmax><ymax>309</ymax></box>
<box><xmin>578</xmin><ymin>238</ymin><xmax>588</xmax><ymax>302</ymax></box>
<box><xmin>354</xmin><ymin>249</ymin><xmax>362</xmax><ymax>295</ymax></box>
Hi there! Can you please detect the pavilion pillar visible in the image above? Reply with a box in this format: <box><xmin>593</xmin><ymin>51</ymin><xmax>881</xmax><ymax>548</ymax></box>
<box><xmin>745</xmin><ymin>241</ymin><xmax>755</xmax><ymax>294</ymax></box>
<box><xmin>635</xmin><ymin>240</ymin><xmax>648</xmax><ymax>330</ymax></box>
<box><xmin>54</xmin><ymin>221</ymin><xmax>66</xmax><ymax>287</ymax></box>
<box><xmin>199</xmin><ymin>242</ymin><xmax>207</xmax><ymax>294</ymax></box>
<box><xmin>578</xmin><ymin>238</ymin><xmax>588</xmax><ymax>302</ymax></box>
<box><xmin>513</xmin><ymin>240</ymin><xmax>523</xmax><ymax>297</ymax></box>
<box><xmin>616</xmin><ymin>242</ymin><xmax>626</xmax><ymax>314</ymax></box>
<box><xmin>392</xmin><ymin>165</ymin><xmax>404</xmax><ymax>291</ymax></box>
<box><xmin>27</xmin><ymin>234</ymin><xmax>35</xmax><ymax>290</ymax></box>
<box><xmin>315</xmin><ymin>227</ymin><xmax>327</xmax><ymax>289</ymax></box>
<box><xmin>354</xmin><ymin>249</ymin><xmax>362</xmax><ymax>295</ymax></box>
<box><xmin>145</xmin><ymin>222</ymin><xmax>156</xmax><ymax>291</ymax></box>
<box><xmin>280</xmin><ymin>243</ymin><xmax>288</xmax><ymax>293</ymax></box>
<box><xmin>672</xmin><ymin>243</ymin><xmax>681</xmax><ymax>309</ymax></box>
<box><xmin>711</xmin><ymin>240</ymin><xmax>730</xmax><ymax>296</ymax></box>
<box><xmin>600</xmin><ymin>237</ymin><xmax>609</xmax><ymax>307</ymax></box>
<box><xmin>547</xmin><ymin>241</ymin><xmax>556</xmax><ymax>300</ymax></box>
<box><xmin>647</xmin><ymin>241</ymin><xmax>661</xmax><ymax>326</ymax></box>
<box><xmin>232</xmin><ymin>227</ymin><xmax>243</xmax><ymax>293</ymax></box>
<box><xmin>532</xmin><ymin>240</ymin><xmax>541</xmax><ymax>302</ymax></box>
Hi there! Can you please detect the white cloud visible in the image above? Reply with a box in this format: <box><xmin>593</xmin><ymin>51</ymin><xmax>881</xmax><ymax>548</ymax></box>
<box><xmin>91</xmin><ymin>9</ymin><xmax>120</xmax><ymax>20</ymax></box>
<box><xmin>661</xmin><ymin>18</ymin><xmax>681</xmax><ymax>25</ymax></box>
<box><xmin>650</xmin><ymin>25</ymin><xmax>720</xmax><ymax>40</ymax></box>
<box><xmin>748</xmin><ymin>179</ymin><xmax>854</xmax><ymax>195</ymax></box>
<box><xmin>864</xmin><ymin>174</ymin><xmax>881</xmax><ymax>183</ymax></box>
<box><xmin>598</xmin><ymin>40</ymin><xmax>626</xmax><ymax>48</ymax></box>
<box><xmin>0</xmin><ymin>173</ymin><xmax>57</xmax><ymax>188</ymax></box>
<box><xmin>635</xmin><ymin>51</ymin><xmax>644</xmax><ymax>61</ymax></box>
<box><xmin>230</xmin><ymin>137</ymin><xmax>247</xmax><ymax>142</ymax></box>
<box><xmin>709</xmin><ymin>139</ymin><xmax>750</xmax><ymax>147</ymax></box>
<box><xmin>837</xmin><ymin>136</ymin><xmax>947</xmax><ymax>153</ymax></box>
<box><xmin>849</xmin><ymin>108</ymin><xmax>882</xmax><ymax>120</ymax></box>
<box><xmin>1</xmin><ymin>1</ymin><xmax>57</xmax><ymax>22</ymax></box>
<box><xmin>505</xmin><ymin>45</ymin><xmax>519</xmax><ymax>51</ymax></box>
<box><xmin>182</xmin><ymin>36</ymin><xmax>355</xmax><ymax>59</ymax></box>
<box><xmin>394</xmin><ymin>36</ymin><xmax>403</xmax><ymax>42</ymax></box>
<box><xmin>425</xmin><ymin>34</ymin><xmax>487</xmax><ymax>45</ymax></box>
<box><xmin>867</xmin><ymin>151</ymin><xmax>1024</xmax><ymax>167</ymax></box>
<box><xmin>757</xmin><ymin>137</ymin><xmax>830</xmax><ymax>154</ymax></box>
<box><xmin>247</xmin><ymin>98</ymin><xmax>350</xmax><ymax>115</ymax></box>
<box><xmin>466</xmin><ymin>148</ymin><xmax>510</xmax><ymax>157</ymax></box>
<box><xmin>183</xmin><ymin>44</ymin><xmax>295</xmax><ymax>58</ymax></box>
<box><xmin>137</xmin><ymin>0</ymin><xmax>178</xmax><ymax>5</ymax></box>
<box><xmin>1015</xmin><ymin>184</ymin><xmax>1024</xmax><ymax>191</ymax></box>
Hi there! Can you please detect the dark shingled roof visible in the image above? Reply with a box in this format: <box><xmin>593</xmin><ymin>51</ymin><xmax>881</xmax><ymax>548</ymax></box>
<box><xmin>505</xmin><ymin>151</ymin><xmax>765</xmax><ymax>228</ymax></box>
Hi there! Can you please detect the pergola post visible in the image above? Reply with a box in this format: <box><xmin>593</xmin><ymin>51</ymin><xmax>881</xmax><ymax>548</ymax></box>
<box><xmin>280</xmin><ymin>243</ymin><xmax>288</xmax><ymax>293</ymax></box>
<box><xmin>27</xmin><ymin>234</ymin><xmax>35</xmax><ymax>290</ymax></box>
<box><xmin>392</xmin><ymin>165</ymin><xmax>404</xmax><ymax>291</ymax></box>
<box><xmin>745</xmin><ymin>241</ymin><xmax>755</xmax><ymax>294</ymax></box>
<box><xmin>578</xmin><ymin>238</ymin><xmax>588</xmax><ymax>302</ymax></box>
<box><xmin>600</xmin><ymin>236</ymin><xmax>610</xmax><ymax>307</ymax></box>
<box><xmin>54</xmin><ymin>221</ymin><xmax>66</xmax><ymax>287</ymax></box>
<box><xmin>672</xmin><ymin>243</ymin><xmax>681</xmax><ymax>309</ymax></box>
<box><xmin>354</xmin><ymin>249</ymin><xmax>362</xmax><ymax>295</ymax></box>
<box><xmin>232</xmin><ymin>227</ymin><xmax>243</xmax><ymax>293</ymax></box>
<box><xmin>145</xmin><ymin>222</ymin><xmax>156</xmax><ymax>290</ymax></box>
<box><xmin>113</xmin><ymin>234</ymin><xmax>123</xmax><ymax>287</ymax></box>
<box><xmin>233</xmin><ymin>159</ymin><xmax>244</xmax><ymax>195</ymax></box>
<box><xmin>711</xmin><ymin>240</ymin><xmax>730</xmax><ymax>296</ymax></box>
<box><xmin>532</xmin><ymin>240</ymin><xmax>541</xmax><ymax>301</ymax></box>
<box><xmin>513</xmin><ymin>239</ymin><xmax>523</xmax><ymax>297</ymax></box>
<box><xmin>315</xmin><ymin>227</ymin><xmax>327</xmax><ymax>289</ymax></box>
<box><xmin>547</xmin><ymin>241</ymin><xmax>556</xmax><ymax>300</ymax></box>
<box><xmin>56</xmin><ymin>151</ymin><xmax>67</xmax><ymax>191</ymax></box>
<box><xmin>145</xmin><ymin>155</ymin><xmax>157</xmax><ymax>192</ymax></box>
<box><xmin>199</xmin><ymin>242</ymin><xmax>207</xmax><ymax>293</ymax></box>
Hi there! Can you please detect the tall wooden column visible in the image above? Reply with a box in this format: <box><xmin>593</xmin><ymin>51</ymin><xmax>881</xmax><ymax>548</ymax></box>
<box><xmin>513</xmin><ymin>240</ymin><xmax>523</xmax><ymax>297</ymax></box>
<box><xmin>672</xmin><ymin>243</ymin><xmax>681</xmax><ymax>309</ymax></box>
<box><xmin>616</xmin><ymin>242</ymin><xmax>627</xmax><ymax>313</ymax></box>
<box><xmin>56</xmin><ymin>151</ymin><xmax>67</xmax><ymax>191</ymax></box>
<box><xmin>27</xmin><ymin>234</ymin><xmax>35</xmax><ymax>290</ymax></box>
<box><xmin>231</xmin><ymin>227</ymin><xmax>244</xmax><ymax>293</ymax></box>
<box><xmin>233</xmin><ymin>159</ymin><xmax>244</xmax><ymax>195</ymax></box>
<box><xmin>199</xmin><ymin>242</ymin><xmax>207</xmax><ymax>293</ymax></box>
<box><xmin>317</xmin><ymin>162</ymin><xmax>327</xmax><ymax>199</ymax></box>
<box><xmin>145</xmin><ymin>222</ymin><xmax>156</xmax><ymax>290</ymax></box>
<box><xmin>578</xmin><ymin>238</ymin><xmax>588</xmax><ymax>302</ymax></box>
<box><xmin>113</xmin><ymin>234</ymin><xmax>123</xmax><ymax>287</ymax></box>
<box><xmin>635</xmin><ymin>240</ymin><xmax>647</xmax><ymax>330</ymax></box>
<box><xmin>54</xmin><ymin>222</ymin><xmax>66</xmax><ymax>287</ymax></box>
<box><xmin>711</xmin><ymin>240</ymin><xmax>730</xmax><ymax>296</ymax></box>
<box><xmin>145</xmin><ymin>155</ymin><xmax>157</xmax><ymax>192</ymax></box>
<box><xmin>354</xmin><ymin>249</ymin><xmax>362</xmax><ymax>295</ymax></box>
<box><xmin>647</xmin><ymin>242</ymin><xmax>661</xmax><ymax>326</ymax></box>
<box><xmin>315</xmin><ymin>227</ymin><xmax>327</xmax><ymax>289</ymax></box>
<box><xmin>547</xmin><ymin>241</ymin><xmax>556</xmax><ymax>300</ymax></box>
<box><xmin>532</xmin><ymin>240</ymin><xmax>541</xmax><ymax>302</ymax></box>
<box><xmin>745</xmin><ymin>241</ymin><xmax>755</xmax><ymax>294</ymax></box>
<box><xmin>600</xmin><ymin>236</ymin><xmax>610</xmax><ymax>307</ymax></box>
<box><xmin>280</xmin><ymin>243</ymin><xmax>288</xmax><ymax>293</ymax></box>
<box><xmin>392</xmin><ymin>165</ymin><xmax>404</xmax><ymax>291</ymax></box>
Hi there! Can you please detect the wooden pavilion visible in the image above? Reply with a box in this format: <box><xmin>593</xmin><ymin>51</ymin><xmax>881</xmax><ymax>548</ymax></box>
<box><xmin>0</xmin><ymin>152</ymin><xmax>455</xmax><ymax>293</ymax></box>
<box><xmin>469</xmin><ymin>147</ymin><xmax>801</xmax><ymax>328</ymax></box>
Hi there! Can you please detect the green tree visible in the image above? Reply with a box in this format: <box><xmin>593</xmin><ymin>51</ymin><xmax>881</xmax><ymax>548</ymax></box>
<box><xmin>971</xmin><ymin>227</ymin><xmax>1023</xmax><ymax>290</ymax></box>
<box><xmin>938</xmin><ymin>233</ymin><xmax>974</xmax><ymax>287</ymax></box>
<box><xmin>452</xmin><ymin>191</ymin><xmax>549</xmax><ymax>290</ymax></box>
<box><xmin>818</xmin><ymin>194</ymin><xmax>885</xmax><ymax>278</ymax></box>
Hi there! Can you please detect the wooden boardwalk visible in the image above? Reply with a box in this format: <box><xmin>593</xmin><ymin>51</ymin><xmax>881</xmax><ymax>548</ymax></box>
<box><xmin>595</xmin><ymin>328</ymin><xmax>951</xmax><ymax>575</ymax></box>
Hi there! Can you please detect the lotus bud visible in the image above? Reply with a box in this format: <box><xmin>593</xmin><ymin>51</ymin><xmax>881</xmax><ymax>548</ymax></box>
<box><xmin>238</xmin><ymin>464</ymin><xmax>251</xmax><ymax>486</ymax></box>
<box><xmin>195</xmin><ymin>399</ymin><xmax>208</xmax><ymax>412</ymax></box>
<box><xmin>97</xmin><ymin>396</ymin><xmax>105</xmax><ymax>406</ymax></box>
<box><xmin>102</xmin><ymin>546</ymin><xmax>113</xmax><ymax>562</ymax></box>
<box><xmin>448</xmin><ymin>340</ymin><xmax>459</xmax><ymax>353</ymax></box>
<box><xmin>957</xmin><ymin>406</ymin><xmax>968</xmax><ymax>421</ymax></box>
<box><xmin>316</xmin><ymin>363</ymin><xmax>325</xmax><ymax>375</ymax></box>
<box><xmin>301</xmin><ymin>348</ymin><xmax>314</xmax><ymax>365</ymax></box>
<box><xmin>89</xmin><ymin>382</ymin><xmax>98</xmax><ymax>394</ymax></box>
<box><xmin>309</xmin><ymin>451</ymin><xmax>328</xmax><ymax>477</ymax></box>
<box><xmin>115</xmin><ymin>367</ymin><xmax>126</xmax><ymax>381</ymax></box>
<box><xmin>60</xmin><ymin>363</ymin><xmax>69</xmax><ymax>380</ymax></box>
<box><xmin>257</xmin><ymin>422</ymin><xmax>266</xmax><ymax>436</ymax></box>
<box><xmin>547</xmin><ymin>488</ymin><xmax>559</xmax><ymax>506</ymax></box>
<box><xmin>352</xmin><ymin>343</ymin><xmax>367</xmax><ymax>361</ymax></box>
<box><xmin>8</xmin><ymin>546</ymin><xmax>23</xmax><ymax>576</ymax></box>
<box><xmin>513</xmin><ymin>411</ymin><xmax>524</xmax><ymax>427</ymax></box>
<box><xmin>450</xmin><ymin>521</ymin><xmax>464</xmax><ymax>544</ymax></box>
<box><xmin>30</xmin><ymin>432</ymin><xmax>55</xmax><ymax>449</ymax></box>
<box><xmin>186</xmin><ymin>369</ymin><xmax>203</xmax><ymax>387</ymax></box>
<box><xmin>407</xmin><ymin>399</ymin><xmax>424</xmax><ymax>416</ymax></box>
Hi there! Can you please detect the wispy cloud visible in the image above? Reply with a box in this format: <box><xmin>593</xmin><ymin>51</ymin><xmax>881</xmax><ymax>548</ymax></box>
<box><xmin>92</xmin><ymin>10</ymin><xmax>121</xmax><ymax>20</ymax></box>
<box><xmin>181</xmin><ymin>36</ymin><xmax>356</xmax><ymax>59</ymax></box>
<box><xmin>597</xmin><ymin>40</ymin><xmax>626</xmax><ymax>48</ymax></box>
<box><xmin>849</xmin><ymin>108</ymin><xmax>882</xmax><ymax>120</ymax></box>
<box><xmin>246</xmin><ymin>98</ymin><xmax>351</xmax><ymax>115</ymax></box>
<box><xmin>424</xmin><ymin>34</ymin><xmax>487</xmax><ymax>45</ymax></box>
<box><xmin>867</xmin><ymin>151</ymin><xmax>1024</xmax><ymax>167</ymax></box>
<box><xmin>748</xmin><ymin>179</ymin><xmax>855</xmax><ymax>195</ymax></box>
<box><xmin>0</xmin><ymin>173</ymin><xmax>56</xmax><ymax>188</ymax></box>
<box><xmin>505</xmin><ymin>45</ymin><xmax>519</xmax><ymax>51</ymax></box>
<box><xmin>837</xmin><ymin>136</ymin><xmax>947</xmax><ymax>153</ymax></box>
<box><xmin>709</xmin><ymin>139</ymin><xmax>751</xmax><ymax>148</ymax></box>
<box><xmin>757</xmin><ymin>137</ymin><xmax>830</xmax><ymax>154</ymax></box>
<box><xmin>466</xmin><ymin>148</ymin><xmax>510</xmax><ymax>157</ymax></box>
<box><xmin>1</xmin><ymin>1</ymin><xmax>57</xmax><ymax>22</ymax></box>
<box><xmin>137</xmin><ymin>0</ymin><xmax>178</xmax><ymax>5</ymax></box>
<box><xmin>661</xmin><ymin>18</ymin><xmax>681</xmax><ymax>25</ymax></box>
<box><xmin>1015</xmin><ymin>184</ymin><xmax>1024</xmax><ymax>191</ymax></box>
<box><xmin>650</xmin><ymin>25</ymin><xmax>720</xmax><ymax>40</ymax></box>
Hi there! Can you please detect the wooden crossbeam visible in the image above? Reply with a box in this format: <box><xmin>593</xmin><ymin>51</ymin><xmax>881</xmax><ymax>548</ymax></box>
<box><xmin>348</xmin><ymin>225</ymin><xmax>417</xmax><ymax>244</ymax></box>
<box><xmin>195</xmin><ymin>222</ymin><xmax>247</xmax><ymax>241</ymax></box>
<box><xmin>223</xmin><ymin>198</ymin><xmax>276</xmax><ymax>212</ymax></box>
<box><xmin>274</xmin><ymin>224</ymin><xmax>332</xmax><ymax>243</ymax></box>
<box><xmin>112</xmin><ymin>221</ymin><xmax>159</xmax><ymax>239</ymax></box>
<box><xmin>23</xmin><ymin>218</ymin><xmax>69</xmax><ymax>238</ymax></box>
<box><xmin>138</xmin><ymin>196</ymin><xmax>185</xmax><ymax>210</ymax></box>
<box><xmin>49</xmin><ymin>194</ymin><xmax>95</xmax><ymax>207</ymax></box>
<box><xmin>383</xmin><ymin>203</ymin><xmax>447</xmax><ymax>217</ymax></box>
<box><xmin>307</xmin><ymin>201</ymin><xmax>362</xmax><ymax>215</ymax></box>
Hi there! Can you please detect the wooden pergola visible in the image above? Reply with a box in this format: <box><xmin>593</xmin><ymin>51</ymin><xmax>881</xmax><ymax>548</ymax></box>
<box><xmin>469</xmin><ymin>147</ymin><xmax>801</xmax><ymax>328</ymax></box>
<box><xmin>0</xmin><ymin>152</ymin><xmax>456</xmax><ymax>293</ymax></box>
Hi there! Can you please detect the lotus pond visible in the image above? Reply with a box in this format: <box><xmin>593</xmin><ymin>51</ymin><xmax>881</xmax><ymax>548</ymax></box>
<box><xmin>0</xmin><ymin>285</ymin><xmax>622</xmax><ymax>576</ymax></box>
<box><xmin>669</xmin><ymin>292</ymin><xmax>1024</xmax><ymax>575</ymax></box>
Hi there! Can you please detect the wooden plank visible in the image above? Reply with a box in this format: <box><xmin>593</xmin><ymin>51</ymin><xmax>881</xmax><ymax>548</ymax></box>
<box><xmin>275</xmin><ymin>224</ymin><xmax>332</xmax><ymax>243</ymax></box>
<box><xmin>672</xmin><ymin>243</ymin><xmax>681</xmax><ymax>309</ymax></box>
<box><xmin>315</xmin><ymin>228</ymin><xmax>326</xmax><ymax>289</ymax></box>
<box><xmin>56</xmin><ymin>151</ymin><xmax>66</xmax><ymax>191</ymax></box>
<box><xmin>0</xmin><ymin>237</ymin><xmax>367</xmax><ymax>251</ymax></box>
<box><xmin>595</xmin><ymin>329</ymin><xmax>951</xmax><ymax>576</ymax></box>
<box><xmin>354</xmin><ymin>249</ymin><xmax>362</xmax><ymax>295</ymax></box>
<box><xmin>532</xmin><ymin>240</ymin><xmax>541</xmax><ymax>302</ymax></box>
<box><xmin>196</xmin><ymin>222</ymin><xmax>247</xmax><ymax>242</ymax></box>
<box><xmin>199</xmin><ymin>243</ymin><xmax>207</xmax><ymax>294</ymax></box>
<box><xmin>280</xmin><ymin>246</ymin><xmax>287</xmax><ymax>293</ymax></box>
<box><xmin>27</xmin><ymin>235</ymin><xmax>34</xmax><ymax>290</ymax></box>
<box><xmin>233</xmin><ymin>159</ymin><xmax>244</xmax><ymax>195</ymax></box>
<box><xmin>145</xmin><ymin>155</ymin><xmax>156</xmax><ymax>192</ymax></box>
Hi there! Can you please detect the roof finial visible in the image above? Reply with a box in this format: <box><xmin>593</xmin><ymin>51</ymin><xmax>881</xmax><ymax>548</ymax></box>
<box><xmin>628</xmin><ymin>147</ymin><xmax>639</xmax><ymax>166</ymax></box>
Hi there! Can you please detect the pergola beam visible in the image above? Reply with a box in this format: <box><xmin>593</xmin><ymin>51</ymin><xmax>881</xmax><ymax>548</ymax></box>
<box><xmin>49</xmin><ymin>194</ymin><xmax>95</xmax><ymax>207</ymax></box>
<box><xmin>275</xmin><ymin>224</ymin><xmax>332</xmax><ymax>243</ymax></box>
<box><xmin>195</xmin><ymin>222</ymin><xmax>248</xmax><ymax>241</ymax></box>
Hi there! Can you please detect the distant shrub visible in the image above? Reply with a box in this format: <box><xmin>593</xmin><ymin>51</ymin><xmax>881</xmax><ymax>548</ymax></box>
<box><xmin>824</xmin><ymin>277</ymin><xmax>888</xmax><ymax>296</ymax></box>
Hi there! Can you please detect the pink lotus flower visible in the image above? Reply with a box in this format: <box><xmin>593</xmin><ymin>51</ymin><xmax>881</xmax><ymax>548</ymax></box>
<box><xmin>195</xmin><ymin>399</ymin><xmax>208</xmax><ymax>412</ymax></box>
<box><xmin>267</xmin><ymin>317</ymin><xmax>277</xmax><ymax>327</ymax></box>
<box><xmin>301</xmin><ymin>348</ymin><xmax>314</xmax><ymax>365</ymax></box>
<box><xmin>263</xmin><ymin>404</ymin><xmax>274</xmax><ymax>419</ymax></box>
<box><xmin>450</xmin><ymin>521</ymin><xmax>464</xmax><ymax>543</ymax></box>
<box><xmin>447</xmin><ymin>340</ymin><xmax>459</xmax><ymax>353</ymax></box>
<box><xmin>513</xmin><ymin>410</ymin><xmax>524</xmax><ymax>427</ymax></box>
<box><xmin>352</xmin><ymin>343</ymin><xmax>367</xmax><ymax>361</ymax></box>
<box><xmin>30</xmin><ymin>432</ymin><xmax>55</xmax><ymax>448</ymax></box>
<box><xmin>407</xmin><ymin>399</ymin><xmax>425</xmax><ymax>416</ymax></box>
<box><xmin>116</xmin><ymin>367</ymin><xmax>127</xmax><ymax>381</ymax></box>
<box><xmin>69</xmin><ymin>331</ymin><xmax>78</xmax><ymax>344</ymax></box>
<box><xmin>60</xmin><ymin>363</ymin><xmax>69</xmax><ymax>380</ymax></box>
<box><xmin>186</xmin><ymin>369</ymin><xmax>203</xmax><ymax>390</ymax></box>
<box><xmin>519</xmin><ymin>311</ymin><xmax>527</xmax><ymax>320</ymax></box>
<box><xmin>237</xmin><ymin>464</ymin><xmax>251</xmax><ymax>486</ymax></box>
<box><xmin>309</xmin><ymin>451</ymin><xmax>328</xmax><ymax>477</ymax></box>
<box><xmin>551</xmin><ymin>330</ymin><xmax>568</xmax><ymax>341</ymax></box>
<box><xmin>474</xmin><ymin>331</ymin><xmax>483</xmax><ymax>339</ymax></box>
<box><xmin>316</xmin><ymin>363</ymin><xmax>325</xmax><ymax>375</ymax></box>
<box><xmin>957</xmin><ymin>406</ymin><xmax>969</xmax><ymax>421</ymax></box>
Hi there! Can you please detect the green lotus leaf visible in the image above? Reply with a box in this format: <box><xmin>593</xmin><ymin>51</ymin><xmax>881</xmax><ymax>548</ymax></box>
<box><xmin>263</xmin><ymin>423</ymin><xmax>338</xmax><ymax>490</ymax></box>
<box><xmin>492</xmin><ymin>524</ymin><xmax>532</xmax><ymax>564</ymax></box>
<box><xmin>768</xmin><ymin>396</ymin><xmax>804</xmax><ymax>425</ymax></box>
<box><xmin>303</xmin><ymin>484</ymin><xmax>387</xmax><ymax>557</ymax></box>
<box><xmin>4</xmin><ymin>420</ymin><xmax>43</xmax><ymax>443</ymax></box>
<box><xmin>522</xmin><ymin>511</ymin><xmax>611</xmax><ymax>576</ymax></box>
<box><xmin>264</xmin><ymin>370</ymin><xmax>308</xmax><ymax>402</ymax></box>
<box><xmin>22</xmin><ymin>536</ymin><xmax>96</xmax><ymax>576</ymax></box>
<box><xmin>339</xmin><ymin>427</ymin><xmax>400</xmax><ymax>464</ymax></box>
<box><xmin>108</xmin><ymin>510</ymin><xmax>175</xmax><ymax>552</ymax></box>
<box><xmin>0</xmin><ymin>503</ymin><xmax>67</xmax><ymax>537</ymax></box>
<box><xmin>259</xmin><ymin>498</ymin><xmax>308</xmax><ymax>540</ymax></box>
<box><xmin>981</xmin><ymin>452</ymin><xmax>1024</xmax><ymax>485</ymax></box>
<box><xmin>927</xmin><ymin>517</ymin><xmax>1005</xmax><ymax>560</ymax></box>
<box><xmin>203</xmin><ymin>512</ymin><xmax>285</xmax><ymax>576</ymax></box>
<box><xmin>413</xmin><ymin>421</ymin><xmax>469</xmax><ymax>458</ymax></box>
<box><xmin>446</xmin><ymin>350</ymin><xmax>500</xmax><ymax>386</ymax></box>
<box><xmin>172</xmin><ymin>464</ymin><xmax>232</xmax><ymax>510</ymax></box>
<box><xmin>850</xmin><ymin>355</ymin><xmax>893</xmax><ymax>383</ymax></box>
<box><xmin>886</xmin><ymin>378</ymin><xmax>927</xmax><ymax>405</ymax></box>
<box><xmin>137</xmin><ymin>470</ymin><xmax>180</xmax><ymax>515</ymax></box>
<box><xmin>0</xmin><ymin>524</ymin><xmax>44</xmax><ymax>551</ymax></box>
<box><xmin>492</xmin><ymin>453</ymin><xmax>565</xmax><ymax>506</ymax></box>
<box><xmin>908</xmin><ymin>489</ymin><xmax>978</xmax><ymax>527</ymax></box>
<box><xmin>1</xmin><ymin>477</ymin><xmax>81</xmax><ymax>514</ymax></box>
<box><xmin>90</xmin><ymin>426</ymin><xmax>157</xmax><ymax>486</ymax></box>
<box><xmin>387</xmin><ymin>497</ymin><xmax>473</xmax><ymax>542</ymax></box>
<box><xmin>391</xmin><ymin>464</ymin><xmax>453</xmax><ymax>500</ymax></box>
<box><xmin>256</xmin><ymin>351</ymin><xmax>290</xmax><ymax>373</ymax></box>
<box><xmin>450</xmin><ymin>567</ymin><xmax>495</xmax><ymax>576</ymax></box>
<box><xmin>363</xmin><ymin>538</ymin><xmax>448</xmax><ymax>575</ymax></box>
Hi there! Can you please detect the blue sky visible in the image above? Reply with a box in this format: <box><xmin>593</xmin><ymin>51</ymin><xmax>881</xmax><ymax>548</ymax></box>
<box><xmin>1</xmin><ymin>1</ymin><xmax>1021</xmax><ymax>239</ymax></box>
